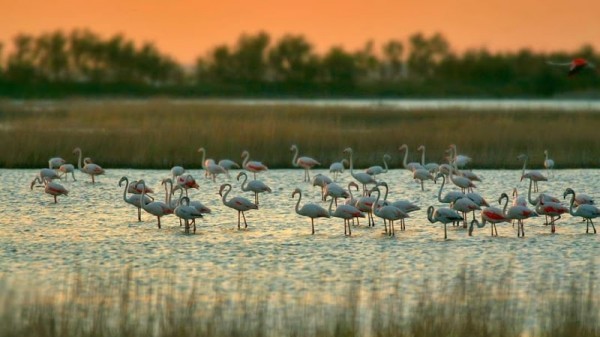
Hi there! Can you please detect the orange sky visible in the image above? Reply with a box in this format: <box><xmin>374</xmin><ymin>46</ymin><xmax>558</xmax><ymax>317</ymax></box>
<box><xmin>3</xmin><ymin>0</ymin><xmax>600</xmax><ymax>65</ymax></box>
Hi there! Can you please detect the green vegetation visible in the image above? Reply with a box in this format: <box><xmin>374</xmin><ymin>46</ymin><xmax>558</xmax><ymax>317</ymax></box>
<box><xmin>1</xmin><ymin>100</ymin><xmax>599</xmax><ymax>169</ymax></box>
<box><xmin>0</xmin><ymin>29</ymin><xmax>598</xmax><ymax>98</ymax></box>
<box><xmin>0</xmin><ymin>267</ymin><xmax>597</xmax><ymax>337</ymax></box>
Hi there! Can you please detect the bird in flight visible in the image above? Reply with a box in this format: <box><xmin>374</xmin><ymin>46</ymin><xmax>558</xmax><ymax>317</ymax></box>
<box><xmin>547</xmin><ymin>58</ymin><xmax>595</xmax><ymax>76</ymax></box>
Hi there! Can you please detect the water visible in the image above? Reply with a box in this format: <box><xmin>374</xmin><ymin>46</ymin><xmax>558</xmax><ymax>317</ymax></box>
<box><xmin>1</xmin><ymin>168</ymin><xmax>598</xmax><ymax>307</ymax></box>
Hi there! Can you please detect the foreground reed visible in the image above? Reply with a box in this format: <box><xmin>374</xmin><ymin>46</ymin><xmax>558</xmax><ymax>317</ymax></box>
<box><xmin>0</xmin><ymin>267</ymin><xmax>598</xmax><ymax>337</ymax></box>
<box><xmin>1</xmin><ymin>99</ymin><xmax>599</xmax><ymax>169</ymax></box>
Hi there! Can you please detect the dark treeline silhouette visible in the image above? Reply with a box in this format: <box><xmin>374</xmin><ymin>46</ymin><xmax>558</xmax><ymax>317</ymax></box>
<box><xmin>0</xmin><ymin>29</ymin><xmax>598</xmax><ymax>98</ymax></box>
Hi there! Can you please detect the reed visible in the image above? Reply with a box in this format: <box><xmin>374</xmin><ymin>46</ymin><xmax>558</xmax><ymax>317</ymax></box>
<box><xmin>1</xmin><ymin>99</ymin><xmax>599</xmax><ymax>169</ymax></box>
<box><xmin>1</xmin><ymin>267</ymin><xmax>598</xmax><ymax>337</ymax></box>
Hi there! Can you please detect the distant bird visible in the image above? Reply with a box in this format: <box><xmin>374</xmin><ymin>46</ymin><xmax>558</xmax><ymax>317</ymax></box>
<box><xmin>365</xmin><ymin>154</ymin><xmax>391</xmax><ymax>177</ymax></box>
<box><xmin>30</xmin><ymin>176</ymin><xmax>68</xmax><ymax>203</ymax></box>
<box><xmin>237</xmin><ymin>171</ymin><xmax>271</xmax><ymax>205</ymax></box>
<box><xmin>324</xmin><ymin>182</ymin><xmax>350</xmax><ymax>206</ymax></box>
<box><xmin>312</xmin><ymin>173</ymin><xmax>333</xmax><ymax>201</ymax></box>
<box><xmin>171</xmin><ymin>166</ymin><xmax>185</xmax><ymax>180</ymax></box>
<box><xmin>427</xmin><ymin>206</ymin><xmax>463</xmax><ymax>240</ymax></box>
<box><xmin>292</xmin><ymin>188</ymin><xmax>330</xmax><ymax>235</ymax></box>
<box><xmin>197</xmin><ymin>147</ymin><xmax>214</xmax><ymax>178</ymax></box>
<box><xmin>370</xmin><ymin>186</ymin><xmax>408</xmax><ymax>236</ymax></box>
<box><xmin>413</xmin><ymin>167</ymin><xmax>434</xmax><ymax>191</ymax></box>
<box><xmin>290</xmin><ymin>144</ymin><xmax>320</xmax><ymax>182</ymax></box>
<box><xmin>447</xmin><ymin>144</ymin><xmax>472</xmax><ymax>169</ymax></box>
<box><xmin>547</xmin><ymin>58</ymin><xmax>595</xmax><ymax>76</ymax></box>
<box><xmin>139</xmin><ymin>180</ymin><xmax>173</xmax><ymax>229</ymax></box>
<box><xmin>241</xmin><ymin>150</ymin><xmax>268</xmax><ymax>179</ymax></box>
<box><xmin>206</xmin><ymin>161</ymin><xmax>228</xmax><ymax>182</ymax></box>
<box><xmin>327</xmin><ymin>195</ymin><xmax>364</xmax><ymax>236</ymax></box>
<box><xmin>448</xmin><ymin>164</ymin><xmax>476</xmax><ymax>193</ymax></box>
<box><xmin>218</xmin><ymin>159</ymin><xmax>240</xmax><ymax>178</ymax></box>
<box><xmin>417</xmin><ymin>145</ymin><xmax>439</xmax><ymax>173</ymax></box>
<box><xmin>499</xmin><ymin>192</ymin><xmax>538</xmax><ymax>237</ymax></box>
<box><xmin>175</xmin><ymin>196</ymin><xmax>204</xmax><ymax>234</ymax></box>
<box><xmin>398</xmin><ymin>144</ymin><xmax>423</xmax><ymax>172</ymax></box>
<box><xmin>48</xmin><ymin>157</ymin><xmax>66</xmax><ymax>170</ymax></box>
<box><xmin>329</xmin><ymin>159</ymin><xmax>348</xmax><ymax>181</ymax></box>
<box><xmin>119</xmin><ymin>176</ymin><xmax>152</xmax><ymax>222</ymax></box>
<box><xmin>58</xmin><ymin>164</ymin><xmax>76</xmax><ymax>181</ymax></box>
<box><xmin>543</xmin><ymin>150</ymin><xmax>554</xmax><ymax>176</ymax></box>
<box><xmin>73</xmin><ymin>147</ymin><xmax>104</xmax><ymax>183</ymax></box>
<box><xmin>564</xmin><ymin>188</ymin><xmax>599</xmax><ymax>234</ymax></box>
<box><xmin>343</xmin><ymin>147</ymin><xmax>377</xmax><ymax>196</ymax></box>
<box><xmin>219</xmin><ymin>183</ymin><xmax>258</xmax><ymax>229</ymax></box>
<box><xmin>518</xmin><ymin>154</ymin><xmax>546</xmax><ymax>192</ymax></box>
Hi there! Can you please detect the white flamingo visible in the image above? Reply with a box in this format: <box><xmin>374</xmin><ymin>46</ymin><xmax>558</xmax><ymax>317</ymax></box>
<box><xmin>324</xmin><ymin>182</ymin><xmax>350</xmax><ymax>206</ymax></box>
<box><xmin>241</xmin><ymin>150</ymin><xmax>268</xmax><ymax>179</ymax></box>
<box><xmin>175</xmin><ymin>196</ymin><xmax>204</xmax><ymax>234</ymax></box>
<box><xmin>327</xmin><ymin>195</ymin><xmax>364</xmax><ymax>236</ymax></box>
<box><xmin>73</xmin><ymin>147</ymin><xmax>104</xmax><ymax>183</ymax></box>
<box><xmin>413</xmin><ymin>168</ymin><xmax>434</xmax><ymax>191</ymax></box>
<box><xmin>30</xmin><ymin>176</ymin><xmax>68</xmax><ymax>203</ymax></box>
<box><xmin>417</xmin><ymin>145</ymin><xmax>439</xmax><ymax>173</ymax></box>
<box><xmin>48</xmin><ymin>157</ymin><xmax>66</xmax><ymax>170</ymax></box>
<box><xmin>290</xmin><ymin>144</ymin><xmax>320</xmax><ymax>182</ymax></box>
<box><xmin>329</xmin><ymin>159</ymin><xmax>348</xmax><ymax>181</ymax></box>
<box><xmin>206</xmin><ymin>160</ymin><xmax>228</xmax><ymax>182</ymax></box>
<box><xmin>518</xmin><ymin>154</ymin><xmax>546</xmax><ymax>192</ymax></box>
<box><xmin>447</xmin><ymin>144</ymin><xmax>472</xmax><ymax>168</ymax></box>
<box><xmin>37</xmin><ymin>168</ymin><xmax>61</xmax><ymax>182</ymax></box>
<box><xmin>427</xmin><ymin>206</ymin><xmax>463</xmax><ymax>240</ymax></box>
<box><xmin>171</xmin><ymin>166</ymin><xmax>185</xmax><ymax>180</ymax></box>
<box><xmin>450</xmin><ymin>197</ymin><xmax>481</xmax><ymax>228</ymax></box>
<box><xmin>543</xmin><ymin>150</ymin><xmax>554</xmax><ymax>176</ymax></box>
<box><xmin>564</xmin><ymin>188</ymin><xmax>599</xmax><ymax>234</ymax></box>
<box><xmin>197</xmin><ymin>147</ymin><xmax>213</xmax><ymax>178</ymax></box>
<box><xmin>365</xmin><ymin>154</ymin><xmax>391</xmax><ymax>177</ymax></box>
<box><xmin>237</xmin><ymin>171</ymin><xmax>272</xmax><ymax>205</ymax></box>
<box><xmin>312</xmin><ymin>173</ymin><xmax>333</xmax><ymax>201</ymax></box>
<box><xmin>292</xmin><ymin>188</ymin><xmax>330</xmax><ymax>235</ymax></box>
<box><xmin>218</xmin><ymin>159</ymin><xmax>240</xmax><ymax>178</ymax></box>
<box><xmin>448</xmin><ymin>163</ymin><xmax>476</xmax><ymax>193</ymax></box>
<box><xmin>139</xmin><ymin>180</ymin><xmax>173</xmax><ymax>228</ymax></box>
<box><xmin>435</xmin><ymin>172</ymin><xmax>465</xmax><ymax>205</ymax></box>
<box><xmin>118</xmin><ymin>176</ymin><xmax>153</xmax><ymax>222</ymax></box>
<box><xmin>398</xmin><ymin>144</ymin><xmax>423</xmax><ymax>172</ymax></box>
<box><xmin>219</xmin><ymin>183</ymin><xmax>258</xmax><ymax>229</ymax></box>
<box><xmin>370</xmin><ymin>186</ymin><xmax>408</xmax><ymax>236</ymax></box>
<box><xmin>343</xmin><ymin>147</ymin><xmax>377</xmax><ymax>196</ymax></box>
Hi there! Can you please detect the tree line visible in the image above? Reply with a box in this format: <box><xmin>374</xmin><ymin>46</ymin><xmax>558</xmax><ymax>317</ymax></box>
<box><xmin>0</xmin><ymin>28</ymin><xmax>598</xmax><ymax>98</ymax></box>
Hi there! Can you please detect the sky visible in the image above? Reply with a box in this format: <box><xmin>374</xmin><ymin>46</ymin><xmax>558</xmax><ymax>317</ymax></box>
<box><xmin>3</xmin><ymin>0</ymin><xmax>600</xmax><ymax>65</ymax></box>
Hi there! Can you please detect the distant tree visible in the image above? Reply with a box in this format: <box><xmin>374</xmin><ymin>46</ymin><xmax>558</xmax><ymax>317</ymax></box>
<box><xmin>6</xmin><ymin>34</ymin><xmax>37</xmax><ymax>83</ymax></box>
<box><xmin>381</xmin><ymin>40</ymin><xmax>404</xmax><ymax>80</ymax></box>
<box><xmin>320</xmin><ymin>46</ymin><xmax>359</xmax><ymax>91</ymax></box>
<box><xmin>33</xmin><ymin>31</ymin><xmax>70</xmax><ymax>82</ymax></box>
<box><xmin>407</xmin><ymin>32</ymin><xmax>451</xmax><ymax>79</ymax></box>
<box><xmin>353</xmin><ymin>40</ymin><xmax>379</xmax><ymax>82</ymax></box>
<box><xmin>233</xmin><ymin>31</ymin><xmax>271</xmax><ymax>85</ymax></box>
<box><xmin>268</xmin><ymin>34</ymin><xmax>318</xmax><ymax>84</ymax></box>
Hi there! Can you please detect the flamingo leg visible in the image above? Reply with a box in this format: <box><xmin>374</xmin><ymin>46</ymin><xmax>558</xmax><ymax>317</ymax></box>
<box><xmin>137</xmin><ymin>207</ymin><xmax>142</xmax><ymax>222</ymax></box>
<box><xmin>311</xmin><ymin>218</ymin><xmax>315</xmax><ymax>235</ymax></box>
<box><xmin>54</xmin><ymin>195</ymin><xmax>57</xmax><ymax>203</ymax></box>
<box><xmin>444</xmin><ymin>223</ymin><xmax>447</xmax><ymax>240</ymax></box>
<box><xmin>157</xmin><ymin>216</ymin><xmax>161</xmax><ymax>229</ymax></box>
<box><xmin>255</xmin><ymin>193</ymin><xmax>259</xmax><ymax>205</ymax></box>
<box><xmin>242</xmin><ymin>211</ymin><xmax>248</xmax><ymax>228</ymax></box>
<box><xmin>590</xmin><ymin>219</ymin><xmax>597</xmax><ymax>234</ymax></box>
<box><xmin>237</xmin><ymin>211</ymin><xmax>241</xmax><ymax>229</ymax></box>
<box><xmin>390</xmin><ymin>221</ymin><xmax>395</xmax><ymax>236</ymax></box>
<box><xmin>347</xmin><ymin>220</ymin><xmax>352</xmax><ymax>236</ymax></box>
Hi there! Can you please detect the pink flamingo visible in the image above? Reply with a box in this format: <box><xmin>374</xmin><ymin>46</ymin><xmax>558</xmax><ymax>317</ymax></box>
<box><xmin>535</xmin><ymin>198</ymin><xmax>568</xmax><ymax>234</ymax></box>
<box><xmin>30</xmin><ymin>176</ymin><xmax>68</xmax><ymax>203</ymax></box>
<box><xmin>219</xmin><ymin>183</ymin><xmax>258</xmax><ymax>229</ymax></box>
<box><xmin>73</xmin><ymin>147</ymin><xmax>104</xmax><ymax>183</ymax></box>
<box><xmin>475</xmin><ymin>195</ymin><xmax>511</xmax><ymax>237</ymax></box>
<box><xmin>518</xmin><ymin>154</ymin><xmax>546</xmax><ymax>192</ymax></box>
<box><xmin>176</xmin><ymin>174</ymin><xmax>199</xmax><ymax>197</ymax></box>
<box><xmin>290</xmin><ymin>144</ymin><xmax>320</xmax><ymax>182</ymax></box>
<box><xmin>175</xmin><ymin>196</ymin><xmax>204</xmax><ymax>234</ymax></box>
<box><xmin>327</xmin><ymin>195</ymin><xmax>364</xmax><ymax>236</ymax></box>
<box><xmin>564</xmin><ymin>188</ymin><xmax>599</xmax><ymax>234</ymax></box>
<box><xmin>58</xmin><ymin>164</ymin><xmax>76</xmax><ymax>181</ymax></box>
<box><xmin>241</xmin><ymin>150</ymin><xmax>268</xmax><ymax>179</ymax></box>
<box><xmin>499</xmin><ymin>192</ymin><xmax>538</xmax><ymax>237</ymax></box>
<box><xmin>292</xmin><ymin>188</ymin><xmax>330</xmax><ymax>234</ymax></box>
<box><xmin>548</xmin><ymin>58</ymin><xmax>595</xmax><ymax>76</ymax></box>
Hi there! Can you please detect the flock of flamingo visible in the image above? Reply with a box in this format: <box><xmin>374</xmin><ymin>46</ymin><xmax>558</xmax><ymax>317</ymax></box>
<box><xmin>29</xmin><ymin>144</ymin><xmax>599</xmax><ymax>239</ymax></box>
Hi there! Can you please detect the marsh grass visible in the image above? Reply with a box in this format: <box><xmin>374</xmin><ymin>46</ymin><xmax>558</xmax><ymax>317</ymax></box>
<box><xmin>1</xmin><ymin>99</ymin><xmax>599</xmax><ymax>168</ymax></box>
<box><xmin>1</xmin><ymin>267</ymin><xmax>598</xmax><ymax>337</ymax></box>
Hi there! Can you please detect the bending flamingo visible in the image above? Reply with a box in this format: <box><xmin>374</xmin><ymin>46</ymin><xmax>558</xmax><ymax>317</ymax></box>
<box><xmin>312</xmin><ymin>174</ymin><xmax>333</xmax><ymax>201</ymax></box>
<box><xmin>370</xmin><ymin>186</ymin><xmax>408</xmax><ymax>236</ymax></box>
<box><xmin>290</xmin><ymin>144</ymin><xmax>320</xmax><ymax>182</ymax></box>
<box><xmin>365</xmin><ymin>154</ymin><xmax>391</xmax><ymax>177</ymax></box>
<box><xmin>518</xmin><ymin>154</ymin><xmax>546</xmax><ymax>192</ymax></box>
<box><xmin>329</xmin><ymin>159</ymin><xmax>348</xmax><ymax>181</ymax></box>
<box><xmin>292</xmin><ymin>188</ymin><xmax>330</xmax><ymax>234</ymax></box>
<box><xmin>175</xmin><ymin>196</ymin><xmax>203</xmax><ymax>234</ymax></box>
<box><xmin>30</xmin><ymin>176</ymin><xmax>68</xmax><ymax>203</ymax></box>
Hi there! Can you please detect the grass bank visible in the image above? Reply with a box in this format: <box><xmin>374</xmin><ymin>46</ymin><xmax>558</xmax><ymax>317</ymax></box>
<box><xmin>1</xmin><ymin>99</ymin><xmax>599</xmax><ymax>169</ymax></box>
<box><xmin>1</xmin><ymin>267</ymin><xmax>597</xmax><ymax>337</ymax></box>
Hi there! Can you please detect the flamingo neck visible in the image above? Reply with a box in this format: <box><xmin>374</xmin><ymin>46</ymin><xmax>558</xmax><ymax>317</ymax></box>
<box><xmin>401</xmin><ymin>146</ymin><xmax>408</xmax><ymax>168</ymax></box>
<box><xmin>437</xmin><ymin>175</ymin><xmax>446</xmax><ymax>203</ymax></box>
<box><xmin>500</xmin><ymin>195</ymin><xmax>508</xmax><ymax>215</ymax></box>
<box><xmin>121</xmin><ymin>178</ymin><xmax>128</xmax><ymax>202</ymax></box>
<box><xmin>567</xmin><ymin>192</ymin><xmax>576</xmax><ymax>216</ymax></box>
<box><xmin>420</xmin><ymin>147</ymin><xmax>425</xmax><ymax>165</ymax></box>
<box><xmin>291</xmin><ymin>147</ymin><xmax>299</xmax><ymax>167</ymax></box>
<box><xmin>242</xmin><ymin>152</ymin><xmax>249</xmax><ymax>168</ymax></box>
<box><xmin>371</xmin><ymin>189</ymin><xmax>380</xmax><ymax>214</ymax></box>
<box><xmin>239</xmin><ymin>173</ymin><xmax>248</xmax><ymax>191</ymax></box>
<box><xmin>527</xmin><ymin>178</ymin><xmax>536</xmax><ymax>206</ymax></box>
<box><xmin>294</xmin><ymin>191</ymin><xmax>301</xmax><ymax>213</ymax></box>
<box><xmin>199</xmin><ymin>149</ymin><xmax>206</xmax><ymax>169</ymax></box>
<box><xmin>328</xmin><ymin>197</ymin><xmax>335</xmax><ymax>216</ymax></box>
<box><xmin>76</xmin><ymin>149</ymin><xmax>83</xmax><ymax>170</ymax></box>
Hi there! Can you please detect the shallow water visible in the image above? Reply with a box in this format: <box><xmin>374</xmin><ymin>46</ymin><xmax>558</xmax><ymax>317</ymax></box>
<box><xmin>1</xmin><ymin>168</ymin><xmax>598</xmax><ymax>306</ymax></box>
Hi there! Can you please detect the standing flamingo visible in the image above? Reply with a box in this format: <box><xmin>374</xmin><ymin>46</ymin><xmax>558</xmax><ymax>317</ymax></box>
<box><xmin>343</xmin><ymin>147</ymin><xmax>377</xmax><ymax>196</ymax></box>
<box><xmin>176</xmin><ymin>174</ymin><xmax>199</xmax><ymax>197</ymax></box>
<box><xmin>241</xmin><ymin>150</ymin><xmax>268</xmax><ymax>179</ymax></box>
<box><xmin>237</xmin><ymin>171</ymin><xmax>271</xmax><ymax>205</ymax></box>
<box><xmin>398</xmin><ymin>144</ymin><xmax>423</xmax><ymax>171</ymax></box>
<box><xmin>564</xmin><ymin>188</ymin><xmax>599</xmax><ymax>234</ymax></box>
<box><xmin>427</xmin><ymin>206</ymin><xmax>463</xmax><ymax>240</ymax></box>
<box><xmin>119</xmin><ymin>176</ymin><xmax>153</xmax><ymax>222</ymax></box>
<box><xmin>370</xmin><ymin>186</ymin><xmax>408</xmax><ymax>236</ymax></box>
<box><xmin>365</xmin><ymin>154</ymin><xmax>391</xmax><ymax>177</ymax></box>
<box><xmin>450</xmin><ymin>197</ymin><xmax>481</xmax><ymax>228</ymax></box>
<box><xmin>218</xmin><ymin>159</ymin><xmax>240</xmax><ymax>178</ymax></box>
<box><xmin>499</xmin><ymin>192</ymin><xmax>538</xmax><ymax>237</ymax></box>
<box><xmin>290</xmin><ymin>144</ymin><xmax>320</xmax><ymax>182</ymax></box>
<box><xmin>30</xmin><ymin>176</ymin><xmax>68</xmax><ymax>203</ymax></box>
<box><xmin>48</xmin><ymin>157</ymin><xmax>66</xmax><ymax>170</ymax></box>
<box><xmin>413</xmin><ymin>167</ymin><xmax>434</xmax><ymax>191</ymax></box>
<box><xmin>327</xmin><ymin>195</ymin><xmax>364</xmax><ymax>236</ymax></box>
<box><xmin>435</xmin><ymin>172</ymin><xmax>465</xmax><ymax>205</ymax></box>
<box><xmin>139</xmin><ymin>180</ymin><xmax>173</xmax><ymax>228</ymax></box>
<box><xmin>417</xmin><ymin>145</ymin><xmax>439</xmax><ymax>173</ymax></box>
<box><xmin>58</xmin><ymin>164</ymin><xmax>76</xmax><ymax>181</ymax></box>
<box><xmin>175</xmin><ymin>196</ymin><xmax>204</xmax><ymax>234</ymax></box>
<box><xmin>324</xmin><ymin>182</ymin><xmax>350</xmax><ymax>206</ymax></box>
<box><xmin>73</xmin><ymin>147</ymin><xmax>104</xmax><ymax>183</ymax></box>
<box><xmin>472</xmin><ymin>194</ymin><xmax>511</xmax><ymax>237</ymax></box>
<box><xmin>448</xmin><ymin>163</ymin><xmax>476</xmax><ymax>193</ymax></box>
<box><xmin>543</xmin><ymin>150</ymin><xmax>554</xmax><ymax>177</ymax></box>
<box><xmin>329</xmin><ymin>159</ymin><xmax>348</xmax><ymax>181</ymax></box>
<box><xmin>547</xmin><ymin>58</ymin><xmax>595</xmax><ymax>76</ymax></box>
<box><xmin>312</xmin><ymin>174</ymin><xmax>333</xmax><ymax>201</ymax></box>
<box><xmin>171</xmin><ymin>166</ymin><xmax>185</xmax><ymax>180</ymax></box>
<box><xmin>292</xmin><ymin>188</ymin><xmax>330</xmax><ymax>235</ymax></box>
<box><xmin>219</xmin><ymin>183</ymin><xmax>258</xmax><ymax>229</ymax></box>
<box><xmin>447</xmin><ymin>144</ymin><xmax>472</xmax><ymax>169</ymax></box>
<box><xmin>535</xmin><ymin>198</ymin><xmax>568</xmax><ymax>234</ymax></box>
<box><xmin>518</xmin><ymin>154</ymin><xmax>546</xmax><ymax>192</ymax></box>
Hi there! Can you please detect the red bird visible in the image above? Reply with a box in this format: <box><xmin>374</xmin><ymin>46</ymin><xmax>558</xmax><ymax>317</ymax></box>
<box><xmin>548</xmin><ymin>58</ymin><xmax>595</xmax><ymax>76</ymax></box>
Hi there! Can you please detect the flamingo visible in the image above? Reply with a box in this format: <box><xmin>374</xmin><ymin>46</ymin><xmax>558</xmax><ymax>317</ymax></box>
<box><xmin>535</xmin><ymin>198</ymin><xmax>568</xmax><ymax>234</ymax></box>
<box><xmin>518</xmin><ymin>154</ymin><xmax>546</xmax><ymax>192</ymax></box>
<box><xmin>413</xmin><ymin>168</ymin><xmax>434</xmax><ymax>191</ymax></box>
<box><xmin>172</xmin><ymin>184</ymin><xmax>211</xmax><ymax>215</ymax></box>
<box><xmin>450</xmin><ymin>197</ymin><xmax>481</xmax><ymax>228</ymax></box>
<box><xmin>58</xmin><ymin>164</ymin><xmax>76</xmax><ymax>181</ymax></box>
<box><xmin>292</xmin><ymin>188</ymin><xmax>330</xmax><ymax>235</ymax></box>
<box><xmin>448</xmin><ymin>163</ymin><xmax>476</xmax><ymax>193</ymax></box>
<box><xmin>564</xmin><ymin>188</ymin><xmax>599</xmax><ymax>234</ymax></box>
<box><xmin>370</xmin><ymin>186</ymin><xmax>408</xmax><ymax>236</ymax></box>
<box><xmin>73</xmin><ymin>147</ymin><xmax>104</xmax><ymax>183</ymax></box>
<box><xmin>447</xmin><ymin>144</ymin><xmax>472</xmax><ymax>169</ymax></box>
<box><xmin>118</xmin><ymin>176</ymin><xmax>153</xmax><ymax>222</ymax></box>
<box><xmin>478</xmin><ymin>196</ymin><xmax>511</xmax><ymax>237</ymax></box>
<box><xmin>219</xmin><ymin>183</ymin><xmax>258</xmax><ymax>229</ymax></box>
<box><xmin>365</xmin><ymin>154</ymin><xmax>391</xmax><ymax>177</ymax></box>
<box><xmin>324</xmin><ymin>182</ymin><xmax>350</xmax><ymax>206</ymax></box>
<box><xmin>37</xmin><ymin>168</ymin><xmax>61</xmax><ymax>182</ymax></box>
<box><xmin>176</xmin><ymin>174</ymin><xmax>199</xmax><ymax>196</ymax></box>
<box><xmin>312</xmin><ymin>174</ymin><xmax>333</xmax><ymax>201</ymax></box>
<box><xmin>435</xmin><ymin>172</ymin><xmax>465</xmax><ymax>204</ymax></box>
<box><xmin>327</xmin><ymin>195</ymin><xmax>364</xmax><ymax>236</ymax></box>
<box><xmin>48</xmin><ymin>157</ymin><xmax>66</xmax><ymax>170</ymax></box>
<box><xmin>171</xmin><ymin>166</ymin><xmax>185</xmax><ymax>180</ymax></box>
<box><xmin>30</xmin><ymin>176</ymin><xmax>68</xmax><ymax>203</ymax></box>
<box><xmin>543</xmin><ymin>150</ymin><xmax>554</xmax><ymax>177</ymax></box>
<box><xmin>329</xmin><ymin>159</ymin><xmax>348</xmax><ymax>181</ymax></box>
<box><xmin>175</xmin><ymin>196</ymin><xmax>204</xmax><ymax>234</ymax></box>
<box><xmin>398</xmin><ymin>144</ymin><xmax>423</xmax><ymax>172</ymax></box>
<box><xmin>128</xmin><ymin>180</ymin><xmax>154</xmax><ymax>195</ymax></box>
<box><xmin>206</xmin><ymin>160</ymin><xmax>228</xmax><ymax>182</ymax></box>
<box><xmin>343</xmin><ymin>147</ymin><xmax>377</xmax><ymax>196</ymax></box>
<box><xmin>417</xmin><ymin>145</ymin><xmax>439</xmax><ymax>173</ymax></box>
<box><xmin>241</xmin><ymin>150</ymin><xmax>268</xmax><ymax>179</ymax></box>
<box><xmin>237</xmin><ymin>171</ymin><xmax>271</xmax><ymax>205</ymax></box>
<box><xmin>218</xmin><ymin>159</ymin><xmax>240</xmax><ymax>178</ymax></box>
<box><xmin>197</xmin><ymin>147</ymin><xmax>214</xmax><ymax>178</ymax></box>
<box><xmin>380</xmin><ymin>181</ymin><xmax>420</xmax><ymax>216</ymax></box>
<box><xmin>354</xmin><ymin>182</ymin><xmax>377</xmax><ymax>227</ymax></box>
<box><xmin>139</xmin><ymin>180</ymin><xmax>173</xmax><ymax>229</ymax></box>
<box><xmin>290</xmin><ymin>144</ymin><xmax>320</xmax><ymax>182</ymax></box>
<box><xmin>427</xmin><ymin>206</ymin><xmax>463</xmax><ymax>240</ymax></box>
<box><xmin>499</xmin><ymin>192</ymin><xmax>538</xmax><ymax>237</ymax></box>
<box><xmin>547</xmin><ymin>58</ymin><xmax>595</xmax><ymax>76</ymax></box>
